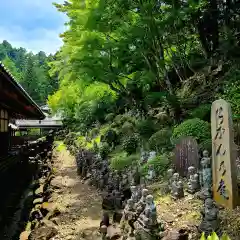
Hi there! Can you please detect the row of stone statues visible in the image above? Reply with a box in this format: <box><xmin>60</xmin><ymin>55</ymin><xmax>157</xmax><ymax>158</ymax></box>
<box><xmin>120</xmin><ymin>187</ymin><xmax>163</xmax><ymax>239</ymax></box>
<box><xmin>74</xmin><ymin>146</ymin><xmax>220</xmax><ymax>239</ymax></box>
<box><xmin>74</xmin><ymin>148</ymin><xmax>164</xmax><ymax>239</ymax></box>
<box><xmin>167</xmin><ymin>150</ymin><xmax>213</xmax><ymax>200</ymax></box>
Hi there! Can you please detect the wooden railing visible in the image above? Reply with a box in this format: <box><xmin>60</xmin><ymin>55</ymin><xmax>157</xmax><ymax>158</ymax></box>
<box><xmin>11</xmin><ymin>135</ymin><xmax>40</xmax><ymax>146</ymax></box>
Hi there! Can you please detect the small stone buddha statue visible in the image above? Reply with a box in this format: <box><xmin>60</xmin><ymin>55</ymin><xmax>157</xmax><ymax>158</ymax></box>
<box><xmin>187</xmin><ymin>166</ymin><xmax>200</xmax><ymax>194</ymax></box>
<box><xmin>198</xmin><ymin>198</ymin><xmax>220</xmax><ymax>236</ymax></box>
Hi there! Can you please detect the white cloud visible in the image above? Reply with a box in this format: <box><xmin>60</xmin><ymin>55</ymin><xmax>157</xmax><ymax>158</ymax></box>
<box><xmin>0</xmin><ymin>0</ymin><xmax>68</xmax><ymax>54</ymax></box>
<box><xmin>0</xmin><ymin>25</ymin><xmax>66</xmax><ymax>54</ymax></box>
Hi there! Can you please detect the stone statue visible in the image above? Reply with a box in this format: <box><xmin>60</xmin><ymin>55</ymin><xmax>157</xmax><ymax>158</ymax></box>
<box><xmin>171</xmin><ymin>173</ymin><xmax>184</xmax><ymax>200</ymax></box>
<box><xmin>146</xmin><ymin>165</ymin><xmax>156</xmax><ymax>182</ymax></box>
<box><xmin>167</xmin><ymin>168</ymin><xmax>174</xmax><ymax>193</ymax></box>
<box><xmin>98</xmin><ymin>173</ymin><xmax>105</xmax><ymax>191</ymax></box>
<box><xmin>141</xmin><ymin>149</ymin><xmax>148</xmax><ymax>164</ymax></box>
<box><xmin>176</xmin><ymin>180</ymin><xmax>184</xmax><ymax>200</ymax></box>
<box><xmin>148</xmin><ymin>151</ymin><xmax>156</xmax><ymax>161</ymax></box>
<box><xmin>199</xmin><ymin>150</ymin><xmax>212</xmax><ymax>199</ymax></box>
<box><xmin>187</xmin><ymin>166</ymin><xmax>200</xmax><ymax>194</ymax></box>
<box><xmin>113</xmin><ymin>170</ymin><xmax>120</xmax><ymax>191</ymax></box>
<box><xmin>201</xmin><ymin>150</ymin><xmax>212</xmax><ymax>187</ymax></box>
<box><xmin>135</xmin><ymin>188</ymin><xmax>149</xmax><ymax>215</ymax></box>
<box><xmin>112</xmin><ymin>190</ymin><xmax>123</xmax><ymax>210</ymax></box>
<box><xmin>171</xmin><ymin>173</ymin><xmax>179</xmax><ymax>195</ymax></box>
<box><xmin>120</xmin><ymin>174</ymin><xmax>129</xmax><ymax>191</ymax></box>
<box><xmin>132</xmin><ymin>166</ymin><xmax>141</xmax><ymax>185</ymax></box>
<box><xmin>120</xmin><ymin>199</ymin><xmax>136</xmax><ymax>237</ymax></box>
<box><xmin>131</xmin><ymin>185</ymin><xmax>140</xmax><ymax>204</ymax></box>
<box><xmin>198</xmin><ymin>198</ymin><xmax>220</xmax><ymax>236</ymax></box>
<box><xmin>134</xmin><ymin>195</ymin><xmax>158</xmax><ymax>239</ymax></box>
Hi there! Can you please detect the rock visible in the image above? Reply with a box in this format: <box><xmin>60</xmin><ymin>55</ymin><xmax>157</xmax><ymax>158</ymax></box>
<box><xmin>51</xmin><ymin>217</ymin><xmax>61</xmax><ymax>225</ymax></box>
<box><xmin>51</xmin><ymin>176</ymin><xmax>63</xmax><ymax>189</ymax></box>
<box><xmin>42</xmin><ymin>203</ymin><xmax>61</xmax><ymax>220</ymax></box>
<box><xmin>162</xmin><ymin>214</ymin><xmax>175</xmax><ymax>223</ymax></box>
<box><xmin>20</xmin><ymin>231</ymin><xmax>31</xmax><ymax>240</ymax></box>
<box><xmin>29</xmin><ymin>226</ymin><xmax>58</xmax><ymax>240</ymax></box>
<box><xmin>162</xmin><ymin>229</ymin><xmax>188</xmax><ymax>240</ymax></box>
<box><xmin>35</xmin><ymin>185</ymin><xmax>44</xmax><ymax>196</ymax></box>
<box><xmin>107</xmin><ymin>225</ymin><xmax>121</xmax><ymax>239</ymax></box>
<box><xmin>35</xmin><ymin>204</ymin><xmax>42</xmax><ymax>210</ymax></box>
<box><xmin>40</xmin><ymin>219</ymin><xmax>57</xmax><ymax>228</ymax></box>
<box><xmin>33</xmin><ymin>198</ymin><xmax>44</xmax><ymax>205</ymax></box>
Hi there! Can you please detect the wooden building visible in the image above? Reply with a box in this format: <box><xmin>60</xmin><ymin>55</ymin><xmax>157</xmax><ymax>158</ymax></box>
<box><xmin>0</xmin><ymin>62</ymin><xmax>45</xmax><ymax>156</ymax></box>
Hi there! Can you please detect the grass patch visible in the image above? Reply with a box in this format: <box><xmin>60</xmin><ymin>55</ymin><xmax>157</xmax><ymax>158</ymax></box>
<box><xmin>55</xmin><ymin>141</ymin><xmax>66</xmax><ymax>152</ymax></box>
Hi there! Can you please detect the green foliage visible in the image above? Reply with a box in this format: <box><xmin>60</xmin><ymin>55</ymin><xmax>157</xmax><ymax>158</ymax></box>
<box><xmin>121</xmin><ymin>122</ymin><xmax>135</xmax><ymax>135</ymax></box>
<box><xmin>188</xmin><ymin>104</ymin><xmax>211</xmax><ymax>121</ymax></box>
<box><xmin>141</xmin><ymin>154</ymin><xmax>171</xmax><ymax>177</ymax></box>
<box><xmin>199</xmin><ymin>138</ymin><xmax>212</xmax><ymax>154</ymax></box>
<box><xmin>105</xmin><ymin>113</ymin><xmax>115</xmax><ymax>122</ymax></box>
<box><xmin>99</xmin><ymin>142</ymin><xmax>111</xmax><ymax>159</ymax></box>
<box><xmin>64</xmin><ymin>132</ymin><xmax>78</xmax><ymax>146</ymax></box>
<box><xmin>101</xmin><ymin>129</ymin><xmax>118</xmax><ymax>146</ymax></box>
<box><xmin>219</xmin><ymin>67</ymin><xmax>240</xmax><ymax>116</ymax></box>
<box><xmin>122</xmin><ymin>134</ymin><xmax>140</xmax><ymax>155</ymax></box>
<box><xmin>114</xmin><ymin>114</ymin><xmax>137</xmax><ymax>127</ymax></box>
<box><xmin>0</xmin><ymin>40</ymin><xmax>58</xmax><ymax>105</ymax></box>
<box><xmin>89</xmin><ymin>128</ymin><xmax>99</xmax><ymax>139</ymax></box>
<box><xmin>149</xmin><ymin>128</ymin><xmax>173</xmax><ymax>153</ymax></box>
<box><xmin>28</xmin><ymin>128</ymin><xmax>41</xmax><ymax>136</ymax></box>
<box><xmin>172</xmin><ymin>118</ymin><xmax>211</xmax><ymax>143</ymax></box>
<box><xmin>110</xmin><ymin>151</ymin><xmax>139</xmax><ymax>170</ymax></box>
<box><xmin>135</xmin><ymin>119</ymin><xmax>156</xmax><ymax>139</ymax></box>
<box><xmin>200</xmin><ymin>232</ymin><xmax>231</xmax><ymax>240</ymax></box>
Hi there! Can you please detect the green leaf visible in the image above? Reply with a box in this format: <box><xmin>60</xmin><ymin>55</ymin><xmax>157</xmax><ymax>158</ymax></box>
<box><xmin>200</xmin><ymin>233</ymin><xmax>206</xmax><ymax>240</ymax></box>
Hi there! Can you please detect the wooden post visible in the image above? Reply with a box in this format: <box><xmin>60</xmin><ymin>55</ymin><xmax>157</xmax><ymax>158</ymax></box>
<box><xmin>211</xmin><ymin>99</ymin><xmax>239</xmax><ymax>209</ymax></box>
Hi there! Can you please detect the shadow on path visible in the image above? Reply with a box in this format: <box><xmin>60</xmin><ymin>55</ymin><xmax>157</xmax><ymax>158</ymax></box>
<box><xmin>51</xmin><ymin>149</ymin><xmax>102</xmax><ymax>240</ymax></box>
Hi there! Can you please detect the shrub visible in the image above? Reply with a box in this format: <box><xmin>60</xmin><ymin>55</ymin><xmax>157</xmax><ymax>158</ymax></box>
<box><xmin>76</xmin><ymin>136</ymin><xmax>87</xmax><ymax>148</ymax></box>
<box><xmin>114</xmin><ymin>114</ymin><xmax>124</xmax><ymax>125</ymax></box>
<box><xmin>122</xmin><ymin>134</ymin><xmax>140</xmax><ymax>155</ymax></box>
<box><xmin>218</xmin><ymin>67</ymin><xmax>240</xmax><ymax>116</ymax></box>
<box><xmin>141</xmin><ymin>154</ymin><xmax>171</xmax><ymax>177</ymax></box>
<box><xmin>102</xmin><ymin>129</ymin><xmax>118</xmax><ymax>146</ymax></box>
<box><xmin>199</xmin><ymin>138</ymin><xmax>212</xmax><ymax>154</ymax></box>
<box><xmin>149</xmin><ymin>128</ymin><xmax>172</xmax><ymax>153</ymax></box>
<box><xmin>122</xmin><ymin>121</ymin><xmax>135</xmax><ymax>134</ymax></box>
<box><xmin>110</xmin><ymin>152</ymin><xmax>139</xmax><ymax>170</ymax></box>
<box><xmin>189</xmin><ymin>104</ymin><xmax>211</xmax><ymax>121</ymax></box>
<box><xmin>89</xmin><ymin>127</ymin><xmax>99</xmax><ymax>139</ymax></box>
<box><xmin>113</xmin><ymin>114</ymin><xmax>137</xmax><ymax>126</ymax></box>
<box><xmin>172</xmin><ymin>118</ymin><xmax>211</xmax><ymax>143</ymax></box>
<box><xmin>99</xmin><ymin>142</ymin><xmax>110</xmax><ymax>159</ymax></box>
<box><xmin>136</xmin><ymin>119</ymin><xmax>156</xmax><ymax>139</ymax></box>
<box><xmin>64</xmin><ymin>132</ymin><xmax>78</xmax><ymax>146</ymax></box>
<box><xmin>92</xmin><ymin>141</ymin><xmax>99</xmax><ymax>153</ymax></box>
<box><xmin>105</xmin><ymin>113</ymin><xmax>115</xmax><ymax>122</ymax></box>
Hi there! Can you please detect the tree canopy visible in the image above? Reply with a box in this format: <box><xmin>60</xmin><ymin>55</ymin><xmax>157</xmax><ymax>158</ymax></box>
<box><xmin>0</xmin><ymin>41</ymin><xmax>59</xmax><ymax>105</ymax></box>
<box><xmin>48</xmin><ymin>0</ymin><xmax>240</xmax><ymax>132</ymax></box>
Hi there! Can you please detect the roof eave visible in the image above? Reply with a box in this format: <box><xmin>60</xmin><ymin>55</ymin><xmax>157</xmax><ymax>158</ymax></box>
<box><xmin>0</xmin><ymin>61</ymin><xmax>45</xmax><ymax>119</ymax></box>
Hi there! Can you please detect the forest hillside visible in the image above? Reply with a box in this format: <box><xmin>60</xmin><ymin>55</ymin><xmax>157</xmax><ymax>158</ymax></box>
<box><xmin>47</xmin><ymin>0</ymin><xmax>240</xmax><ymax>156</ymax></box>
<box><xmin>0</xmin><ymin>40</ymin><xmax>58</xmax><ymax>105</ymax></box>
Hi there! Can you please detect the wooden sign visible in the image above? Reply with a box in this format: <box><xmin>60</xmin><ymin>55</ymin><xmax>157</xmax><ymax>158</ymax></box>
<box><xmin>173</xmin><ymin>136</ymin><xmax>199</xmax><ymax>177</ymax></box>
<box><xmin>211</xmin><ymin>99</ymin><xmax>239</xmax><ymax>209</ymax></box>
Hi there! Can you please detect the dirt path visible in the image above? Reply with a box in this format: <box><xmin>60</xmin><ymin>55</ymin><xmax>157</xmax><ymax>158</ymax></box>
<box><xmin>51</xmin><ymin>147</ymin><xmax>102</xmax><ymax>240</ymax></box>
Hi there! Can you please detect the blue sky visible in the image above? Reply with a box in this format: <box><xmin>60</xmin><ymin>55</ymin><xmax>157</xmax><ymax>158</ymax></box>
<box><xmin>0</xmin><ymin>0</ymin><xmax>67</xmax><ymax>54</ymax></box>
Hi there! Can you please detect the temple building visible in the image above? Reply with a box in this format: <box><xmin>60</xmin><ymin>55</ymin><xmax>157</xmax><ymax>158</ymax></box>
<box><xmin>0</xmin><ymin>61</ymin><xmax>45</xmax><ymax>156</ymax></box>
